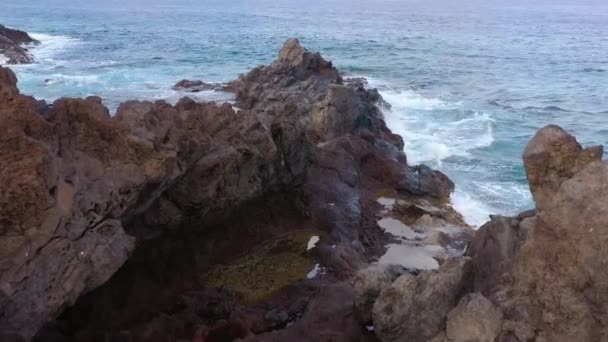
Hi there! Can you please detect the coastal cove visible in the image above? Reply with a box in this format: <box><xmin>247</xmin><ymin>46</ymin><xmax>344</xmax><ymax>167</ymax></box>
<box><xmin>2</xmin><ymin>9</ymin><xmax>608</xmax><ymax>342</ymax></box>
<box><xmin>2</xmin><ymin>0</ymin><xmax>607</xmax><ymax>226</ymax></box>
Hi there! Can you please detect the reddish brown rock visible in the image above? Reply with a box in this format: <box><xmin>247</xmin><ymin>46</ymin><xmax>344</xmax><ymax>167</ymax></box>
<box><xmin>461</xmin><ymin>125</ymin><xmax>608</xmax><ymax>342</ymax></box>
<box><xmin>0</xmin><ymin>38</ymin><xmax>458</xmax><ymax>341</ymax></box>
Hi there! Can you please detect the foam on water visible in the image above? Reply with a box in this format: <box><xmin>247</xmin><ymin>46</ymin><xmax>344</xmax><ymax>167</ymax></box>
<box><xmin>45</xmin><ymin>73</ymin><xmax>101</xmax><ymax>85</ymax></box>
<box><xmin>28</xmin><ymin>33</ymin><xmax>80</xmax><ymax>63</ymax></box>
<box><xmin>451</xmin><ymin>189</ymin><xmax>495</xmax><ymax>227</ymax></box>
<box><xmin>372</xmin><ymin>83</ymin><xmax>501</xmax><ymax>226</ymax></box>
<box><xmin>381</xmin><ymin>88</ymin><xmax>454</xmax><ymax>111</ymax></box>
<box><xmin>382</xmin><ymin>102</ymin><xmax>495</xmax><ymax>166</ymax></box>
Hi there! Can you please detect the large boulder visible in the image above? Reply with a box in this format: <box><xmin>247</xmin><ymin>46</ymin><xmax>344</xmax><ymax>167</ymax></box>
<box><xmin>372</xmin><ymin>258</ymin><xmax>472</xmax><ymax>342</ymax></box>
<box><xmin>446</xmin><ymin>293</ymin><xmax>503</xmax><ymax>342</ymax></box>
<box><xmin>484</xmin><ymin>125</ymin><xmax>608</xmax><ymax>341</ymax></box>
<box><xmin>465</xmin><ymin>213</ymin><xmax>534</xmax><ymax>296</ymax></box>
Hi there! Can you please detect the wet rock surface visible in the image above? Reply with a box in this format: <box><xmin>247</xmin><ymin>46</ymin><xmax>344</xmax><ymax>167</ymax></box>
<box><xmin>0</xmin><ymin>39</ymin><xmax>458</xmax><ymax>341</ymax></box>
<box><xmin>0</xmin><ymin>24</ymin><xmax>38</xmax><ymax>64</ymax></box>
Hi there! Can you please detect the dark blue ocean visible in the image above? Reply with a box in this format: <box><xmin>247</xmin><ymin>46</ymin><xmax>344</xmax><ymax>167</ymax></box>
<box><xmin>2</xmin><ymin>0</ymin><xmax>607</xmax><ymax>225</ymax></box>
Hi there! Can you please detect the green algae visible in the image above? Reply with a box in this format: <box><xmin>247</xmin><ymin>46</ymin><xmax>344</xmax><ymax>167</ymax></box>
<box><xmin>201</xmin><ymin>230</ymin><xmax>319</xmax><ymax>303</ymax></box>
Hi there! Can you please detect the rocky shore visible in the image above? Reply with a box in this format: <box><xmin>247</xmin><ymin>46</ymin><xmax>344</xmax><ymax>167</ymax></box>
<box><xmin>0</xmin><ymin>25</ymin><xmax>38</xmax><ymax>64</ymax></box>
<box><xmin>1</xmin><ymin>36</ymin><xmax>607</xmax><ymax>342</ymax></box>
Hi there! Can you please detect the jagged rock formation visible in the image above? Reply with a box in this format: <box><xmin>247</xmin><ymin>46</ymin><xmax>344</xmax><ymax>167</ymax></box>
<box><xmin>0</xmin><ymin>24</ymin><xmax>38</xmax><ymax>64</ymax></box>
<box><xmin>494</xmin><ymin>125</ymin><xmax>608</xmax><ymax>341</ymax></box>
<box><xmin>356</xmin><ymin>124</ymin><xmax>608</xmax><ymax>342</ymax></box>
<box><xmin>0</xmin><ymin>39</ymin><xmax>456</xmax><ymax>341</ymax></box>
<box><xmin>11</xmin><ymin>33</ymin><xmax>604</xmax><ymax>342</ymax></box>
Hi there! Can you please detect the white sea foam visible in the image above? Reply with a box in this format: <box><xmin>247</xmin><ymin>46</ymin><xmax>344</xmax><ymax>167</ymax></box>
<box><xmin>450</xmin><ymin>189</ymin><xmax>494</xmax><ymax>227</ymax></box>
<box><xmin>46</xmin><ymin>73</ymin><xmax>101</xmax><ymax>85</ymax></box>
<box><xmin>385</xmin><ymin>107</ymin><xmax>495</xmax><ymax>166</ymax></box>
<box><xmin>0</xmin><ymin>54</ymin><xmax>8</xmax><ymax>66</ymax></box>
<box><xmin>363</xmin><ymin>78</ymin><xmax>500</xmax><ymax>225</ymax></box>
<box><xmin>28</xmin><ymin>33</ymin><xmax>80</xmax><ymax>62</ymax></box>
<box><xmin>380</xmin><ymin>88</ymin><xmax>458</xmax><ymax>111</ymax></box>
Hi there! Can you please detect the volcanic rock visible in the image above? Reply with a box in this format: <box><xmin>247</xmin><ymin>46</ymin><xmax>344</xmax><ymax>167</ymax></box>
<box><xmin>446</xmin><ymin>293</ymin><xmax>503</xmax><ymax>342</ymax></box>
<box><xmin>372</xmin><ymin>257</ymin><xmax>472</xmax><ymax>342</ymax></box>
<box><xmin>0</xmin><ymin>38</ymin><xmax>457</xmax><ymax>341</ymax></box>
<box><xmin>354</xmin><ymin>264</ymin><xmax>408</xmax><ymax>323</ymax></box>
<box><xmin>0</xmin><ymin>24</ymin><xmax>39</xmax><ymax>64</ymax></box>
<box><xmin>501</xmin><ymin>125</ymin><xmax>608</xmax><ymax>341</ymax></box>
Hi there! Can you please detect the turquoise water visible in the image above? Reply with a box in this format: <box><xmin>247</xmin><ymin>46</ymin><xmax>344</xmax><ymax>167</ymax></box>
<box><xmin>2</xmin><ymin>0</ymin><xmax>607</xmax><ymax>225</ymax></box>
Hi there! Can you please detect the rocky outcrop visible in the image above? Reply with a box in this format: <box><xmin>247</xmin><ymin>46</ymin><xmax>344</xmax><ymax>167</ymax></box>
<box><xmin>0</xmin><ymin>39</ymin><xmax>455</xmax><ymax>340</ymax></box>
<box><xmin>0</xmin><ymin>25</ymin><xmax>38</xmax><ymax>64</ymax></box>
<box><xmin>357</xmin><ymin>125</ymin><xmax>608</xmax><ymax>342</ymax></box>
<box><xmin>8</xmin><ymin>32</ymin><xmax>606</xmax><ymax>342</ymax></box>
<box><xmin>495</xmin><ymin>125</ymin><xmax>608</xmax><ymax>341</ymax></box>
<box><xmin>462</xmin><ymin>125</ymin><xmax>608</xmax><ymax>342</ymax></box>
<box><xmin>372</xmin><ymin>258</ymin><xmax>472</xmax><ymax>342</ymax></box>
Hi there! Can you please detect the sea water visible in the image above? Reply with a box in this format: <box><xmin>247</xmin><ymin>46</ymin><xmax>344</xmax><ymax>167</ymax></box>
<box><xmin>2</xmin><ymin>0</ymin><xmax>607</xmax><ymax>226</ymax></box>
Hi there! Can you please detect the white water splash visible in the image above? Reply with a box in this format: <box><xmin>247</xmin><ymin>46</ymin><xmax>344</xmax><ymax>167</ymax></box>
<box><xmin>28</xmin><ymin>33</ymin><xmax>80</xmax><ymax>63</ymax></box>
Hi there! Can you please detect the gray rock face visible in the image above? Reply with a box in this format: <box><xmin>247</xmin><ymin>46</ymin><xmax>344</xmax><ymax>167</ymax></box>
<box><xmin>446</xmin><ymin>293</ymin><xmax>503</xmax><ymax>342</ymax></box>
<box><xmin>372</xmin><ymin>258</ymin><xmax>472</xmax><ymax>342</ymax></box>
